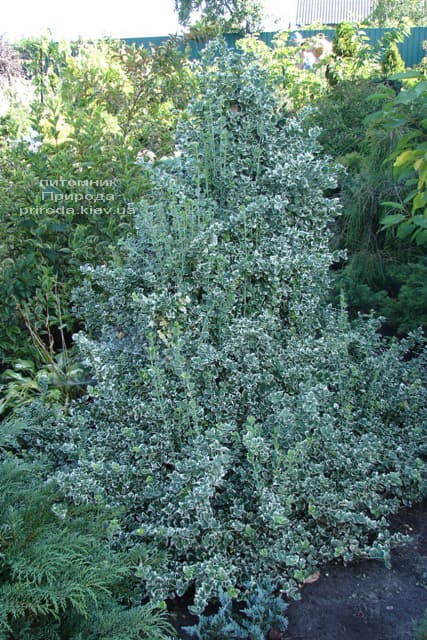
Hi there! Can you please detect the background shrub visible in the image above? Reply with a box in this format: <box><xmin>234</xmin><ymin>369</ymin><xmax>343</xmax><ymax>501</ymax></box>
<box><xmin>0</xmin><ymin>37</ymin><xmax>195</xmax><ymax>376</ymax></box>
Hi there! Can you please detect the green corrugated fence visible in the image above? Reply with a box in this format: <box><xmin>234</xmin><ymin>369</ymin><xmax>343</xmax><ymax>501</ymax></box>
<box><xmin>123</xmin><ymin>26</ymin><xmax>427</xmax><ymax>67</ymax></box>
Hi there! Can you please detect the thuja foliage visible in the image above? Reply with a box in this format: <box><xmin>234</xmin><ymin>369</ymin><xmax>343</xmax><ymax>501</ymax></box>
<box><xmin>0</xmin><ymin>456</ymin><xmax>174</xmax><ymax>639</ymax></box>
<box><xmin>14</xmin><ymin>42</ymin><xmax>427</xmax><ymax>623</ymax></box>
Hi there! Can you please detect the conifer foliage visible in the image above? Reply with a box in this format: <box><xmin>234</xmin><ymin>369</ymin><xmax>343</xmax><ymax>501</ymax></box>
<box><xmin>0</xmin><ymin>457</ymin><xmax>174</xmax><ymax>639</ymax></box>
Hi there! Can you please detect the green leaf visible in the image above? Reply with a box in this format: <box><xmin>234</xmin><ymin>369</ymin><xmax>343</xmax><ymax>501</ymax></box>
<box><xmin>396</xmin><ymin>220</ymin><xmax>414</xmax><ymax>239</ymax></box>
<box><xmin>414</xmin><ymin>228</ymin><xmax>427</xmax><ymax>245</ymax></box>
<box><xmin>412</xmin><ymin>214</ymin><xmax>427</xmax><ymax>229</ymax></box>
<box><xmin>396</xmin><ymin>131</ymin><xmax>420</xmax><ymax>147</ymax></box>
<box><xmin>380</xmin><ymin>202</ymin><xmax>405</xmax><ymax>210</ymax></box>
<box><xmin>365</xmin><ymin>92</ymin><xmax>393</xmax><ymax>102</ymax></box>
<box><xmin>12</xmin><ymin>360</ymin><xmax>36</xmax><ymax>372</ymax></box>
<box><xmin>390</xmin><ymin>70</ymin><xmax>422</xmax><ymax>80</ymax></box>
<box><xmin>383</xmin><ymin>117</ymin><xmax>408</xmax><ymax>129</ymax></box>
<box><xmin>412</xmin><ymin>192</ymin><xmax>426</xmax><ymax>212</ymax></box>
<box><xmin>380</xmin><ymin>213</ymin><xmax>405</xmax><ymax>227</ymax></box>
<box><xmin>403</xmin><ymin>189</ymin><xmax>419</xmax><ymax>204</ymax></box>
<box><xmin>394</xmin><ymin>149</ymin><xmax>417</xmax><ymax>168</ymax></box>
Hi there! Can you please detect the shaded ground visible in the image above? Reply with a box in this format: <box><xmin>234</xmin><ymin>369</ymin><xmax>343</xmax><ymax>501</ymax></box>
<box><xmin>172</xmin><ymin>501</ymin><xmax>427</xmax><ymax>639</ymax></box>
<box><xmin>285</xmin><ymin>501</ymin><xmax>427</xmax><ymax>640</ymax></box>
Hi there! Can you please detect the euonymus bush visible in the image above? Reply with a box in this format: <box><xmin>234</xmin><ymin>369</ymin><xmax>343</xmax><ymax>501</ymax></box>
<box><xmin>11</xmin><ymin>42</ymin><xmax>427</xmax><ymax>621</ymax></box>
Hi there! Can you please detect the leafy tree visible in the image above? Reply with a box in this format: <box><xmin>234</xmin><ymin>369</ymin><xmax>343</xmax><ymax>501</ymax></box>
<box><xmin>174</xmin><ymin>0</ymin><xmax>263</xmax><ymax>32</ymax></box>
<box><xmin>324</xmin><ymin>76</ymin><xmax>427</xmax><ymax>334</ymax></box>
<box><xmin>16</xmin><ymin>34</ymin><xmax>70</xmax><ymax>105</ymax></box>
<box><xmin>366</xmin><ymin>0</ymin><xmax>427</xmax><ymax>26</ymax></box>
<box><xmin>237</xmin><ymin>34</ymin><xmax>327</xmax><ymax>114</ymax></box>
<box><xmin>326</xmin><ymin>23</ymin><xmax>375</xmax><ymax>86</ymax></box>
<box><xmin>303</xmin><ymin>34</ymin><xmax>425</xmax><ymax>334</ymax></box>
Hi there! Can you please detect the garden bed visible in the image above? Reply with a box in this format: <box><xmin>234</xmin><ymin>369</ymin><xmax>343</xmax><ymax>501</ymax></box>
<box><xmin>172</xmin><ymin>500</ymin><xmax>427</xmax><ymax>639</ymax></box>
<box><xmin>285</xmin><ymin>500</ymin><xmax>427</xmax><ymax>639</ymax></box>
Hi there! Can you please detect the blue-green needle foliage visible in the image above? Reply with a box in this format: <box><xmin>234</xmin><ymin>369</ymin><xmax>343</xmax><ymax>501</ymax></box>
<box><xmin>184</xmin><ymin>582</ymin><xmax>288</xmax><ymax>639</ymax></box>
<box><xmin>11</xmin><ymin>41</ymin><xmax>426</xmax><ymax>621</ymax></box>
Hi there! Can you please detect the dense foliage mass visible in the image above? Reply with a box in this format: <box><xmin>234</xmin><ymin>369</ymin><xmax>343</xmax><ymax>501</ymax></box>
<box><xmin>294</xmin><ymin>24</ymin><xmax>427</xmax><ymax>334</ymax></box>
<box><xmin>323</xmin><ymin>69</ymin><xmax>427</xmax><ymax>333</ymax></box>
<box><xmin>8</xmin><ymin>44</ymin><xmax>426</xmax><ymax>634</ymax></box>
<box><xmin>0</xmin><ymin>36</ymin><xmax>194</xmax><ymax>376</ymax></box>
<box><xmin>1</xmin><ymin>27</ymin><xmax>426</xmax><ymax>411</ymax></box>
<box><xmin>1</xmin><ymin>26</ymin><xmax>426</xmax><ymax>638</ymax></box>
